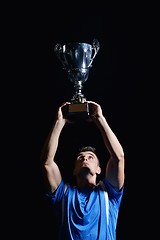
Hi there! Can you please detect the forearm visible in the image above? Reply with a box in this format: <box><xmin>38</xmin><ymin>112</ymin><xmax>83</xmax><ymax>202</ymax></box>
<box><xmin>94</xmin><ymin>115</ymin><xmax>124</xmax><ymax>160</ymax></box>
<box><xmin>41</xmin><ymin>119</ymin><xmax>66</xmax><ymax>165</ymax></box>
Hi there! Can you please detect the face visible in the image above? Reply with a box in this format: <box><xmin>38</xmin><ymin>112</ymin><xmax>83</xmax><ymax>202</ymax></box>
<box><xmin>73</xmin><ymin>151</ymin><xmax>101</xmax><ymax>176</ymax></box>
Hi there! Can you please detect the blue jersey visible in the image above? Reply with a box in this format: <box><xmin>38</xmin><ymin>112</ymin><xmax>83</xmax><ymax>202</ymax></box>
<box><xmin>47</xmin><ymin>179</ymin><xmax>124</xmax><ymax>240</ymax></box>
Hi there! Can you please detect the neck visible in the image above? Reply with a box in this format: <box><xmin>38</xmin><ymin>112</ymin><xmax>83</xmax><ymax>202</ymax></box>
<box><xmin>76</xmin><ymin>175</ymin><xmax>97</xmax><ymax>189</ymax></box>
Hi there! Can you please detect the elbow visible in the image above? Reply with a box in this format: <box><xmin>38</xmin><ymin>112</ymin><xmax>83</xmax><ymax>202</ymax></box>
<box><xmin>113</xmin><ymin>149</ymin><xmax>125</xmax><ymax>164</ymax></box>
<box><xmin>118</xmin><ymin>146</ymin><xmax>125</xmax><ymax>162</ymax></box>
<box><xmin>119</xmin><ymin>151</ymin><xmax>125</xmax><ymax>162</ymax></box>
<box><xmin>118</xmin><ymin>152</ymin><xmax>125</xmax><ymax>164</ymax></box>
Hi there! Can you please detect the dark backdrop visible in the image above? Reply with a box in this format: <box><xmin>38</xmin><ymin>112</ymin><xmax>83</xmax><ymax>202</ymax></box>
<box><xmin>4</xmin><ymin>2</ymin><xmax>152</xmax><ymax>239</ymax></box>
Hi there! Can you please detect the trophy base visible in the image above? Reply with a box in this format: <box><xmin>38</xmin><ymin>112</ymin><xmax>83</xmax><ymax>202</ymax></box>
<box><xmin>62</xmin><ymin>102</ymin><xmax>90</xmax><ymax>121</ymax></box>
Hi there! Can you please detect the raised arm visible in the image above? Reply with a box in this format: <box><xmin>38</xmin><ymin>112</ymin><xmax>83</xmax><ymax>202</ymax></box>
<box><xmin>41</xmin><ymin>102</ymin><xmax>69</xmax><ymax>192</ymax></box>
<box><xmin>87</xmin><ymin>100</ymin><xmax>125</xmax><ymax>191</ymax></box>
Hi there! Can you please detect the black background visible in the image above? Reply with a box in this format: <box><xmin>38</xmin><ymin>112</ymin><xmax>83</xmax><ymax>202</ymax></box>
<box><xmin>3</xmin><ymin>2</ymin><xmax>155</xmax><ymax>239</ymax></box>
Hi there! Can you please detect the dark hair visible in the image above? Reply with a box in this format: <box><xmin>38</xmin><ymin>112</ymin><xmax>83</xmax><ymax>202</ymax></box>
<box><xmin>77</xmin><ymin>146</ymin><xmax>97</xmax><ymax>154</ymax></box>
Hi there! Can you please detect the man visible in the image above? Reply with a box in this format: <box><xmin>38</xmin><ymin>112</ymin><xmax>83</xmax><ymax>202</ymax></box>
<box><xmin>41</xmin><ymin>100</ymin><xmax>125</xmax><ymax>240</ymax></box>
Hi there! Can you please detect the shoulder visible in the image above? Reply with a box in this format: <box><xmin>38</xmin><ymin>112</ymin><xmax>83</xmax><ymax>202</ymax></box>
<box><xmin>98</xmin><ymin>180</ymin><xmax>124</xmax><ymax>196</ymax></box>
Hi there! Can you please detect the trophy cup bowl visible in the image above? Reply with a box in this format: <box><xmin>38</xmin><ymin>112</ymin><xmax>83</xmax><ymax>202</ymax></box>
<box><xmin>54</xmin><ymin>39</ymin><xmax>100</xmax><ymax>121</ymax></box>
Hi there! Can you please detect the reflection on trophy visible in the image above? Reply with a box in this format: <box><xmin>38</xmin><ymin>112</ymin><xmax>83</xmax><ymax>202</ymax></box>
<box><xmin>54</xmin><ymin>39</ymin><xmax>100</xmax><ymax>120</ymax></box>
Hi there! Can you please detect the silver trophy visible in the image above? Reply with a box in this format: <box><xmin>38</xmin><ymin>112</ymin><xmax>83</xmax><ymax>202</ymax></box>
<box><xmin>54</xmin><ymin>39</ymin><xmax>100</xmax><ymax>120</ymax></box>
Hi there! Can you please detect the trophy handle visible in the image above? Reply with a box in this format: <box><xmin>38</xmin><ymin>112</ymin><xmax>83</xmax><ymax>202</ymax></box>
<box><xmin>54</xmin><ymin>43</ymin><xmax>68</xmax><ymax>70</ymax></box>
<box><xmin>88</xmin><ymin>39</ymin><xmax>100</xmax><ymax>67</ymax></box>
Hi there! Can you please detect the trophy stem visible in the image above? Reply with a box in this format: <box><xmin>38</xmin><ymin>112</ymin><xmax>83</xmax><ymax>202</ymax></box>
<box><xmin>71</xmin><ymin>81</ymin><xmax>86</xmax><ymax>103</ymax></box>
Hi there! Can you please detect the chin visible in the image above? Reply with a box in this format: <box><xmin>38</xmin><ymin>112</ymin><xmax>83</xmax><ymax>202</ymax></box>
<box><xmin>78</xmin><ymin>167</ymin><xmax>90</xmax><ymax>176</ymax></box>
